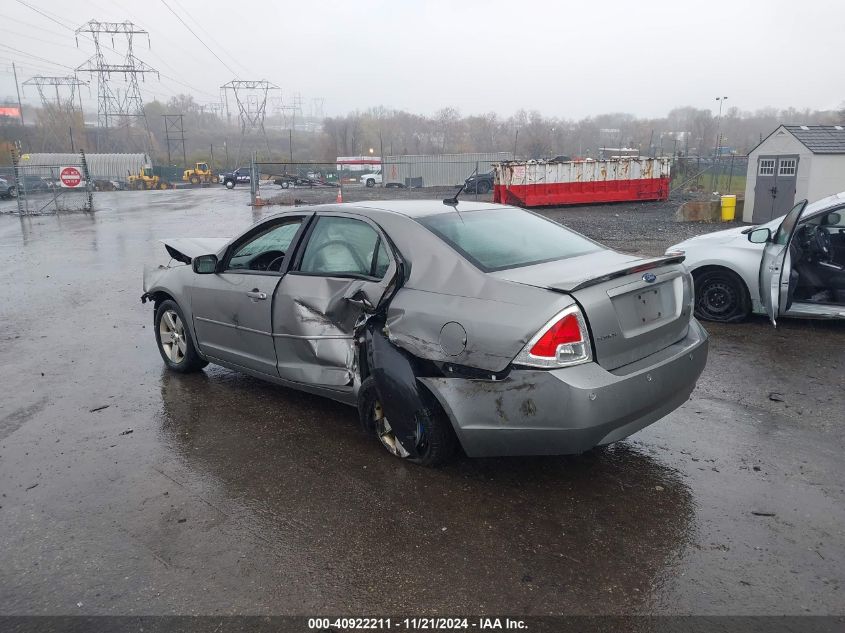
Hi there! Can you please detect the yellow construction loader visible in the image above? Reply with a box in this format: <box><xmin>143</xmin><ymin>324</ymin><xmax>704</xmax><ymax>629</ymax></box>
<box><xmin>128</xmin><ymin>167</ymin><xmax>172</xmax><ymax>190</ymax></box>
<box><xmin>182</xmin><ymin>162</ymin><xmax>216</xmax><ymax>185</ymax></box>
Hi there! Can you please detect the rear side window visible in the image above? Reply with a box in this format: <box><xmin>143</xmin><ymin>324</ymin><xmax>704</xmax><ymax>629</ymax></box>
<box><xmin>299</xmin><ymin>216</ymin><xmax>389</xmax><ymax>278</ymax></box>
<box><xmin>418</xmin><ymin>208</ymin><xmax>600</xmax><ymax>272</ymax></box>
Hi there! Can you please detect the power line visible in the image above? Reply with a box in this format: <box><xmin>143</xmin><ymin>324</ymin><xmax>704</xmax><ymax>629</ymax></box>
<box><xmin>13</xmin><ymin>1</ymin><xmax>220</xmax><ymax>104</ymax></box>
<box><xmin>3</xmin><ymin>14</ymin><xmax>77</xmax><ymax>38</ymax></box>
<box><xmin>0</xmin><ymin>27</ymin><xmax>83</xmax><ymax>51</ymax></box>
<box><xmin>159</xmin><ymin>0</ymin><xmax>239</xmax><ymax>78</ymax></box>
<box><xmin>0</xmin><ymin>43</ymin><xmax>76</xmax><ymax>71</ymax></box>
<box><xmin>170</xmin><ymin>0</ymin><xmax>250</xmax><ymax>76</ymax></box>
<box><xmin>14</xmin><ymin>0</ymin><xmax>76</xmax><ymax>31</ymax></box>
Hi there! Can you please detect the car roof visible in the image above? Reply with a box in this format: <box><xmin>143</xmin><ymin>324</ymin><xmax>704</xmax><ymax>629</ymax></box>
<box><xmin>261</xmin><ymin>200</ymin><xmax>514</xmax><ymax>224</ymax></box>
<box><xmin>805</xmin><ymin>190</ymin><xmax>845</xmax><ymax>217</ymax></box>
<box><xmin>338</xmin><ymin>199</ymin><xmax>505</xmax><ymax>218</ymax></box>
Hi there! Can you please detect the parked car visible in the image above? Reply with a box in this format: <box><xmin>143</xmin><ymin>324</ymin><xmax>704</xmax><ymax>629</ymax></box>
<box><xmin>668</xmin><ymin>191</ymin><xmax>845</xmax><ymax>324</ymax></box>
<box><xmin>221</xmin><ymin>167</ymin><xmax>251</xmax><ymax>189</ymax></box>
<box><xmin>273</xmin><ymin>173</ymin><xmax>333</xmax><ymax>189</ymax></box>
<box><xmin>142</xmin><ymin>200</ymin><xmax>708</xmax><ymax>465</ymax></box>
<box><xmin>360</xmin><ymin>169</ymin><xmax>382</xmax><ymax>187</ymax></box>
<box><xmin>7</xmin><ymin>175</ymin><xmax>53</xmax><ymax>196</ymax></box>
<box><xmin>463</xmin><ymin>170</ymin><xmax>494</xmax><ymax>194</ymax></box>
<box><xmin>0</xmin><ymin>177</ymin><xmax>13</xmax><ymax>199</ymax></box>
<box><xmin>93</xmin><ymin>179</ymin><xmax>124</xmax><ymax>191</ymax></box>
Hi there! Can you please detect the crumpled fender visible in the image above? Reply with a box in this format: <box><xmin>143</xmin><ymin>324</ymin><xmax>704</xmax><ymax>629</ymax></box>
<box><xmin>364</xmin><ymin>319</ymin><xmax>431</xmax><ymax>458</ymax></box>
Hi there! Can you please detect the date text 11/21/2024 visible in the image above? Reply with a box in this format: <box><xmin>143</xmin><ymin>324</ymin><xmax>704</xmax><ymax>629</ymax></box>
<box><xmin>307</xmin><ymin>618</ymin><xmax>528</xmax><ymax>630</ymax></box>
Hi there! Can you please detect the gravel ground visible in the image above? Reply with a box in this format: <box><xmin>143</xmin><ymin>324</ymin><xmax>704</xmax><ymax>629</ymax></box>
<box><xmin>258</xmin><ymin>183</ymin><xmax>735</xmax><ymax>257</ymax></box>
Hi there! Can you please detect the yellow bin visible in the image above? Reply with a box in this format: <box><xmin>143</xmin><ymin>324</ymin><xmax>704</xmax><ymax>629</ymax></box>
<box><xmin>720</xmin><ymin>194</ymin><xmax>737</xmax><ymax>221</ymax></box>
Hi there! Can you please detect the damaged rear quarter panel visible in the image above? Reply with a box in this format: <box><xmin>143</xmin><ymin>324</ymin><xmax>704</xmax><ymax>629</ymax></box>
<box><xmin>385</xmin><ymin>286</ymin><xmax>575</xmax><ymax>373</ymax></box>
<box><xmin>360</xmin><ymin>209</ymin><xmax>580</xmax><ymax>374</ymax></box>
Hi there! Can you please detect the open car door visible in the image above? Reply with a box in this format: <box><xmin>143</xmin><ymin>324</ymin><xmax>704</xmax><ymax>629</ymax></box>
<box><xmin>759</xmin><ymin>200</ymin><xmax>808</xmax><ymax>326</ymax></box>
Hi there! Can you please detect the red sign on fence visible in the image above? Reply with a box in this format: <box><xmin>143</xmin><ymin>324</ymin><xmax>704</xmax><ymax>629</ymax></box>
<box><xmin>59</xmin><ymin>166</ymin><xmax>82</xmax><ymax>188</ymax></box>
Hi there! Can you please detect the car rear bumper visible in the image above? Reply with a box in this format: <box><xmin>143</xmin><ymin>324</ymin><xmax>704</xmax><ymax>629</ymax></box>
<box><xmin>419</xmin><ymin>318</ymin><xmax>708</xmax><ymax>457</ymax></box>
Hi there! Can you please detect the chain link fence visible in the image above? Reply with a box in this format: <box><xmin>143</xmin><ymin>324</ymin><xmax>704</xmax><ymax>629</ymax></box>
<box><xmin>670</xmin><ymin>155</ymin><xmax>748</xmax><ymax>198</ymax></box>
<box><xmin>249</xmin><ymin>157</ymin><xmax>498</xmax><ymax>208</ymax></box>
<box><xmin>247</xmin><ymin>155</ymin><xmax>749</xmax><ymax>208</ymax></box>
<box><xmin>10</xmin><ymin>149</ymin><xmax>94</xmax><ymax>215</ymax></box>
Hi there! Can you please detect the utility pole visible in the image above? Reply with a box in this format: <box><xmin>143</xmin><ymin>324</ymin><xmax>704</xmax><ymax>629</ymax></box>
<box><xmin>713</xmin><ymin>96</ymin><xmax>728</xmax><ymax>190</ymax></box>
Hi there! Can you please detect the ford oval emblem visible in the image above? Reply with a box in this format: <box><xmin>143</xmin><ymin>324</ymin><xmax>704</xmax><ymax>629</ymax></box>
<box><xmin>642</xmin><ymin>272</ymin><xmax>657</xmax><ymax>283</ymax></box>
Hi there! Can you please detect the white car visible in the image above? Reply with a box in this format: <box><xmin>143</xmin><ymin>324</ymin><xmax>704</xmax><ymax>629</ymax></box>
<box><xmin>360</xmin><ymin>169</ymin><xmax>382</xmax><ymax>187</ymax></box>
<box><xmin>668</xmin><ymin>192</ymin><xmax>845</xmax><ymax>324</ymax></box>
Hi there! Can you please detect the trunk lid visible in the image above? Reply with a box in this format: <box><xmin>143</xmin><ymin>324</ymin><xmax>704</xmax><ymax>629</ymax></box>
<box><xmin>492</xmin><ymin>252</ymin><xmax>692</xmax><ymax>370</ymax></box>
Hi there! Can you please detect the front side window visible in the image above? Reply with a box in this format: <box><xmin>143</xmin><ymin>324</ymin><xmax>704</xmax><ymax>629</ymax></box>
<box><xmin>227</xmin><ymin>218</ymin><xmax>303</xmax><ymax>271</ymax></box>
<box><xmin>299</xmin><ymin>216</ymin><xmax>388</xmax><ymax>278</ymax></box>
<box><xmin>418</xmin><ymin>207</ymin><xmax>600</xmax><ymax>272</ymax></box>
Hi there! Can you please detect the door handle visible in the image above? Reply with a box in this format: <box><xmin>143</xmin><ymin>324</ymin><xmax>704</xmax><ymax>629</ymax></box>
<box><xmin>246</xmin><ymin>289</ymin><xmax>267</xmax><ymax>301</ymax></box>
<box><xmin>770</xmin><ymin>186</ymin><xmax>778</xmax><ymax>197</ymax></box>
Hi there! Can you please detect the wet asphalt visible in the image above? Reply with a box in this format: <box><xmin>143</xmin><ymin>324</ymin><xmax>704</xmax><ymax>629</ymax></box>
<box><xmin>0</xmin><ymin>188</ymin><xmax>843</xmax><ymax>616</ymax></box>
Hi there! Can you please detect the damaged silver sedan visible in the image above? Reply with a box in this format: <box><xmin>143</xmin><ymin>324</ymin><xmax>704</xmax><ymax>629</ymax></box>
<box><xmin>142</xmin><ymin>201</ymin><xmax>708</xmax><ymax>465</ymax></box>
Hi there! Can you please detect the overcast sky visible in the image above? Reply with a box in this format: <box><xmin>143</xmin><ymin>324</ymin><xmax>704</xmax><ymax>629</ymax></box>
<box><xmin>1</xmin><ymin>0</ymin><xmax>842</xmax><ymax>120</ymax></box>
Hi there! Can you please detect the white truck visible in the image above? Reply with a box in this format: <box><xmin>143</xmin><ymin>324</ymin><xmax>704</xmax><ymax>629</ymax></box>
<box><xmin>359</xmin><ymin>169</ymin><xmax>382</xmax><ymax>188</ymax></box>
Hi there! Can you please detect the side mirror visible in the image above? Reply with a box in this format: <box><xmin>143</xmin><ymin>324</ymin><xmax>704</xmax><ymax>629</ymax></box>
<box><xmin>192</xmin><ymin>254</ymin><xmax>219</xmax><ymax>274</ymax></box>
<box><xmin>747</xmin><ymin>227</ymin><xmax>772</xmax><ymax>244</ymax></box>
<box><xmin>346</xmin><ymin>288</ymin><xmax>375</xmax><ymax>312</ymax></box>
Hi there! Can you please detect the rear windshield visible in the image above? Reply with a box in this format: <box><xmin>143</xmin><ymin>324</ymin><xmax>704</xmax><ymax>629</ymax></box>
<box><xmin>417</xmin><ymin>208</ymin><xmax>601</xmax><ymax>272</ymax></box>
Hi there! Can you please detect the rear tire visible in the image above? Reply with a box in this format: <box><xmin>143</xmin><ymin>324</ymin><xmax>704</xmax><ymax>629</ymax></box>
<box><xmin>693</xmin><ymin>268</ymin><xmax>751</xmax><ymax>323</ymax></box>
<box><xmin>154</xmin><ymin>300</ymin><xmax>208</xmax><ymax>373</ymax></box>
<box><xmin>476</xmin><ymin>180</ymin><xmax>491</xmax><ymax>194</ymax></box>
<box><xmin>357</xmin><ymin>376</ymin><xmax>456</xmax><ymax>466</ymax></box>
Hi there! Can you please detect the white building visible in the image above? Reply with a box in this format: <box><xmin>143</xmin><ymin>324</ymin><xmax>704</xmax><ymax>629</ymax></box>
<box><xmin>744</xmin><ymin>125</ymin><xmax>845</xmax><ymax>223</ymax></box>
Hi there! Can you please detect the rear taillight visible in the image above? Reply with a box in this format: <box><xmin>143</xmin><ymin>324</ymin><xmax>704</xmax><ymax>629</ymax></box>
<box><xmin>513</xmin><ymin>305</ymin><xmax>592</xmax><ymax>368</ymax></box>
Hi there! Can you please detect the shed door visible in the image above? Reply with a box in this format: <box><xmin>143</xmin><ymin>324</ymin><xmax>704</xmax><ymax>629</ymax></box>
<box><xmin>752</xmin><ymin>155</ymin><xmax>798</xmax><ymax>223</ymax></box>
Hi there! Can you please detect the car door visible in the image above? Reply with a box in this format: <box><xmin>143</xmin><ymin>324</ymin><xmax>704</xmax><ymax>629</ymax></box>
<box><xmin>759</xmin><ymin>200</ymin><xmax>808</xmax><ymax>326</ymax></box>
<box><xmin>273</xmin><ymin>213</ymin><xmax>398</xmax><ymax>388</ymax></box>
<box><xmin>190</xmin><ymin>213</ymin><xmax>311</xmax><ymax>375</ymax></box>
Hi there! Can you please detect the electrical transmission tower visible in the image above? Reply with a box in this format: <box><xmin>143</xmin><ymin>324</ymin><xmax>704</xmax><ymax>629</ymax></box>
<box><xmin>221</xmin><ymin>79</ymin><xmax>279</xmax><ymax>164</ymax></box>
<box><xmin>309</xmin><ymin>97</ymin><xmax>325</xmax><ymax>120</ymax></box>
<box><xmin>21</xmin><ymin>75</ymin><xmax>88</xmax><ymax>150</ymax></box>
<box><xmin>280</xmin><ymin>92</ymin><xmax>303</xmax><ymax>130</ymax></box>
<box><xmin>163</xmin><ymin>114</ymin><xmax>187</xmax><ymax>167</ymax></box>
<box><xmin>75</xmin><ymin>20</ymin><xmax>159</xmax><ymax>153</ymax></box>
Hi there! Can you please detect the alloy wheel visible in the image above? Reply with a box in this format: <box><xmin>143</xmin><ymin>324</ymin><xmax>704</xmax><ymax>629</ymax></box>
<box><xmin>159</xmin><ymin>309</ymin><xmax>187</xmax><ymax>364</ymax></box>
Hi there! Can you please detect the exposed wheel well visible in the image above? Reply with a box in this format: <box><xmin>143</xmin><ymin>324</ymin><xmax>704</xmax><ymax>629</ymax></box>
<box><xmin>146</xmin><ymin>290</ymin><xmax>176</xmax><ymax>312</ymax></box>
<box><xmin>691</xmin><ymin>265</ymin><xmax>749</xmax><ymax>295</ymax></box>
